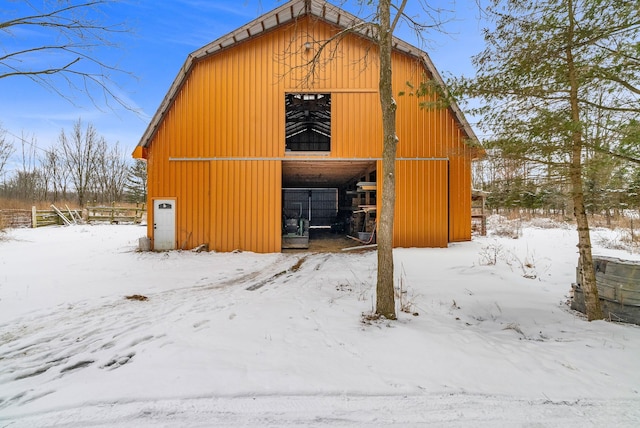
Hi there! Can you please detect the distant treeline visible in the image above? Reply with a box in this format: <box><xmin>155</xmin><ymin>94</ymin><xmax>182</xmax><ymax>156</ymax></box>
<box><xmin>0</xmin><ymin>120</ymin><xmax>146</xmax><ymax>207</ymax></box>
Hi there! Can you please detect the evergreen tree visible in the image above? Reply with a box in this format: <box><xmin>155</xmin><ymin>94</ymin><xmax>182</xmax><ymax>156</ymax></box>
<box><xmin>454</xmin><ymin>0</ymin><xmax>640</xmax><ymax>320</ymax></box>
<box><xmin>125</xmin><ymin>159</ymin><xmax>147</xmax><ymax>204</ymax></box>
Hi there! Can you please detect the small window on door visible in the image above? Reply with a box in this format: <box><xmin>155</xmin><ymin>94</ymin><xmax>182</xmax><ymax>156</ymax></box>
<box><xmin>285</xmin><ymin>93</ymin><xmax>331</xmax><ymax>152</ymax></box>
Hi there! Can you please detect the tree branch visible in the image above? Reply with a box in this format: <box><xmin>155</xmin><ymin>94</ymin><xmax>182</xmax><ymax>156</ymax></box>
<box><xmin>0</xmin><ymin>0</ymin><xmax>136</xmax><ymax>112</ymax></box>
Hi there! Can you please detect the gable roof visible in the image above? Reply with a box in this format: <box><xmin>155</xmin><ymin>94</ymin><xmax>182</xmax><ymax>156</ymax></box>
<box><xmin>136</xmin><ymin>0</ymin><xmax>478</xmax><ymax>149</ymax></box>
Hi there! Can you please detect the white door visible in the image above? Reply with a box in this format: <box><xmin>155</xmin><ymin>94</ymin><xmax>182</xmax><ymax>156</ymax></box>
<box><xmin>153</xmin><ymin>199</ymin><xmax>176</xmax><ymax>250</ymax></box>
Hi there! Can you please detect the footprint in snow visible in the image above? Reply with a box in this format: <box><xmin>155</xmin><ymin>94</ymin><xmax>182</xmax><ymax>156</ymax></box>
<box><xmin>101</xmin><ymin>352</ymin><xmax>135</xmax><ymax>370</ymax></box>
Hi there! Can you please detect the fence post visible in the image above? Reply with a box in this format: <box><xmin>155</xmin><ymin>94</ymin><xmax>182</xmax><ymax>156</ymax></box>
<box><xmin>32</xmin><ymin>206</ymin><xmax>37</xmax><ymax>228</ymax></box>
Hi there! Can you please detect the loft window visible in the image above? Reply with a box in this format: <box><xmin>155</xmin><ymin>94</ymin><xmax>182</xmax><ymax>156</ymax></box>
<box><xmin>285</xmin><ymin>93</ymin><xmax>331</xmax><ymax>152</ymax></box>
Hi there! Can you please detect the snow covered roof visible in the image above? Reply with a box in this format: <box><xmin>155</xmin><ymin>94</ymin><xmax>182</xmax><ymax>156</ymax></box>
<box><xmin>137</xmin><ymin>0</ymin><xmax>479</xmax><ymax>149</ymax></box>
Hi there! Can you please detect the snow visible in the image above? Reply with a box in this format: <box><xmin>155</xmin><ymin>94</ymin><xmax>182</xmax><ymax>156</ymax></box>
<box><xmin>1</xmin><ymin>221</ymin><xmax>639</xmax><ymax>427</ymax></box>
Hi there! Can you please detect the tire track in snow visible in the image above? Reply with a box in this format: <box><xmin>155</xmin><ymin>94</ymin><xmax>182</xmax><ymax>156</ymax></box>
<box><xmin>0</xmin><ymin>253</ymin><xmax>301</xmax><ymax>410</ymax></box>
<box><xmin>259</xmin><ymin>253</ymin><xmax>379</xmax><ymax>380</ymax></box>
<box><xmin>0</xmin><ymin>251</ymin><xmax>372</xmax><ymax>411</ymax></box>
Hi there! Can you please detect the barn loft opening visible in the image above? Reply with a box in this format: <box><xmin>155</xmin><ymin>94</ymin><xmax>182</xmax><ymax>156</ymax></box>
<box><xmin>285</xmin><ymin>93</ymin><xmax>331</xmax><ymax>152</ymax></box>
<box><xmin>281</xmin><ymin>160</ymin><xmax>377</xmax><ymax>250</ymax></box>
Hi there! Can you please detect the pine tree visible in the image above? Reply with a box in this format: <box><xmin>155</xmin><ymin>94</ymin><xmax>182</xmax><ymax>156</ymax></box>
<box><xmin>454</xmin><ymin>0</ymin><xmax>640</xmax><ymax>320</ymax></box>
<box><xmin>125</xmin><ymin>159</ymin><xmax>147</xmax><ymax>204</ymax></box>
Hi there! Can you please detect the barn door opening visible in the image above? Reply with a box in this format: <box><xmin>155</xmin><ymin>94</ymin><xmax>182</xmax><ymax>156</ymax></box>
<box><xmin>281</xmin><ymin>160</ymin><xmax>377</xmax><ymax>250</ymax></box>
<box><xmin>153</xmin><ymin>199</ymin><xmax>176</xmax><ymax>250</ymax></box>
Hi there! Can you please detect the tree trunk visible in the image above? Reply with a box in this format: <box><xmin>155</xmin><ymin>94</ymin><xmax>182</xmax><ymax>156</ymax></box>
<box><xmin>376</xmin><ymin>0</ymin><xmax>397</xmax><ymax>320</ymax></box>
<box><xmin>572</xmin><ymin>168</ymin><xmax>603</xmax><ymax>321</ymax></box>
<box><xmin>567</xmin><ymin>0</ymin><xmax>603</xmax><ymax>321</ymax></box>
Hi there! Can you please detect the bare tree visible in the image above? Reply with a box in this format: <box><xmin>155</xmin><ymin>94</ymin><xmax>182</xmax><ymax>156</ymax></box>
<box><xmin>0</xmin><ymin>125</ymin><xmax>14</xmax><ymax>179</ymax></box>
<box><xmin>287</xmin><ymin>1</ymin><xmax>453</xmax><ymax>319</ymax></box>
<box><xmin>10</xmin><ymin>132</ymin><xmax>43</xmax><ymax>201</ymax></box>
<box><xmin>95</xmin><ymin>142</ymin><xmax>130</xmax><ymax>203</ymax></box>
<box><xmin>375</xmin><ymin>0</ymin><xmax>407</xmax><ymax>320</ymax></box>
<box><xmin>59</xmin><ymin>119</ymin><xmax>102</xmax><ymax>207</ymax></box>
<box><xmin>40</xmin><ymin>147</ymin><xmax>69</xmax><ymax>203</ymax></box>
<box><xmin>0</xmin><ymin>0</ymin><xmax>135</xmax><ymax>110</ymax></box>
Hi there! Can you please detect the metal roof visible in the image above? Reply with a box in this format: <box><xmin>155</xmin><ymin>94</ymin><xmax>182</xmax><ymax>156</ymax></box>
<box><xmin>137</xmin><ymin>0</ymin><xmax>479</xmax><ymax>149</ymax></box>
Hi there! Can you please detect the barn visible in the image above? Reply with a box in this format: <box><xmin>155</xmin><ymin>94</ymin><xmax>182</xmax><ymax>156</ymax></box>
<box><xmin>133</xmin><ymin>0</ymin><xmax>481</xmax><ymax>252</ymax></box>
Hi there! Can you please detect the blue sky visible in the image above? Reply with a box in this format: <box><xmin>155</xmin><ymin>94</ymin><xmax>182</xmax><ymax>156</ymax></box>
<box><xmin>0</xmin><ymin>0</ymin><xmax>486</xmax><ymax>174</ymax></box>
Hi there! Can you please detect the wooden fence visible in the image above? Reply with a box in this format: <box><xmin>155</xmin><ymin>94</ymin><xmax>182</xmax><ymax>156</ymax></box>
<box><xmin>0</xmin><ymin>209</ymin><xmax>32</xmax><ymax>228</ymax></box>
<box><xmin>36</xmin><ymin>206</ymin><xmax>77</xmax><ymax>227</ymax></box>
<box><xmin>0</xmin><ymin>204</ymin><xmax>146</xmax><ymax>228</ymax></box>
<box><xmin>86</xmin><ymin>204</ymin><xmax>145</xmax><ymax>224</ymax></box>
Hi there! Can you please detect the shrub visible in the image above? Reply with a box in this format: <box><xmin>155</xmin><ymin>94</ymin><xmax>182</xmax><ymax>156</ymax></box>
<box><xmin>487</xmin><ymin>215</ymin><xmax>522</xmax><ymax>239</ymax></box>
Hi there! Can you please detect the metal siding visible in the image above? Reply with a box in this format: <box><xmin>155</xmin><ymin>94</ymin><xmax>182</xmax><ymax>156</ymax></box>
<box><xmin>144</xmin><ymin>16</ymin><xmax>474</xmax><ymax>252</ymax></box>
<box><xmin>393</xmin><ymin>160</ymin><xmax>449</xmax><ymax>248</ymax></box>
<box><xmin>204</xmin><ymin>160</ymin><xmax>281</xmax><ymax>252</ymax></box>
<box><xmin>333</xmin><ymin>92</ymin><xmax>382</xmax><ymax>158</ymax></box>
<box><xmin>449</xmin><ymin>149</ymin><xmax>473</xmax><ymax>242</ymax></box>
<box><xmin>392</xmin><ymin>52</ymin><xmax>474</xmax><ymax>243</ymax></box>
<box><xmin>173</xmin><ymin>161</ymin><xmax>211</xmax><ymax>250</ymax></box>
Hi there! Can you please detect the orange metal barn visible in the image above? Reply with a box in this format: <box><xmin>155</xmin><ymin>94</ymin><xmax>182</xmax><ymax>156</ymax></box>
<box><xmin>133</xmin><ymin>0</ymin><xmax>482</xmax><ymax>253</ymax></box>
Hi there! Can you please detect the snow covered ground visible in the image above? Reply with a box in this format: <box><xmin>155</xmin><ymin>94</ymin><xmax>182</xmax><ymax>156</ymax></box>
<box><xmin>0</xmin><ymin>219</ymin><xmax>639</xmax><ymax>427</ymax></box>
